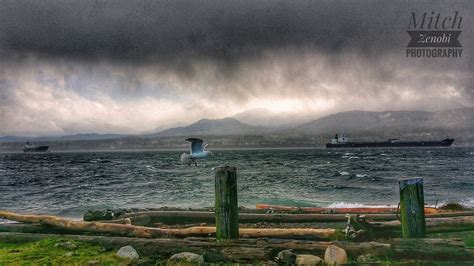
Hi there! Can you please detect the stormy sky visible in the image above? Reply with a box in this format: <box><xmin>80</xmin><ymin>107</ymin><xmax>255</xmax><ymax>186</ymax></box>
<box><xmin>0</xmin><ymin>0</ymin><xmax>472</xmax><ymax>136</ymax></box>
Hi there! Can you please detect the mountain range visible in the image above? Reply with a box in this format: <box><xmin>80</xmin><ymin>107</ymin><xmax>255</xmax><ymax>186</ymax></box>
<box><xmin>294</xmin><ymin>108</ymin><xmax>473</xmax><ymax>140</ymax></box>
<box><xmin>231</xmin><ymin>108</ymin><xmax>314</xmax><ymax>128</ymax></box>
<box><xmin>1</xmin><ymin>107</ymin><xmax>473</xmax><ymax>146</ymax></box>
<box><xmin>148</xmin><ymin>107</ymin><xmax>474</xmax><ymax>141</ymax></box>
<box><xmin>146</xmin><ymin>118</ymin><xmax>269</xmax><ymax>137</ymax></box>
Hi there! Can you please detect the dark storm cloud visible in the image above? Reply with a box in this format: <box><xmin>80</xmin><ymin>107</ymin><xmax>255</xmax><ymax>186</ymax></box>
<box><xmin>1</xmin><ymin>0</ymin><xmax>469</xmax><ymax>64</ymax></box>
<box><xmin>0</xmin><ymin>0</ymin><xmax>473</xmax><ymax>136</ymax></box>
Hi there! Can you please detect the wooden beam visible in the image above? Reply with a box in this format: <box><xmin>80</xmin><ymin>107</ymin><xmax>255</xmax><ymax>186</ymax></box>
<box><xmin>0</xmin><ymin>211</ymin><xmax>334</xmax><ymax>240</ymax></box>
<box><xmin>113</xmin><ymin>211</ymin><xmax>474</xmax><ymax>225</ymax></box>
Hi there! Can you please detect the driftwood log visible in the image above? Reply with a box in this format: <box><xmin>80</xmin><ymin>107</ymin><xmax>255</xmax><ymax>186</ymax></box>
<box><xmin>2</xmin><ymin>210</ymin><xmax>473</xmax><ymax>240</ymax></box>
<box><xmin>0</xmin><ymin>232</ymin><xmax>472</xmax><ymax>261</ymax></box>
<box><xmin>0</xmin><ymin>223</ymin><xmax>76</xmax><ymax>235</ymax></box>
<box><xmin>369</xmin><ymin>216</ymin><xmax>474</xmax><ymax>234</ymax></box>
<box><xmin>346</xmin><ymin>214</ymin><xmax>474</xmax><ymax>240</ymax></box>
<box><xmin>0</xmin><ymin>211</ymin><xmax>334</xmax><ymax>240</ymax></box>
<box><xmin>94</xmin><ymin>210</ymin><xmax>474</xmax><ymax>225</ymax></box>
<box><xmin>255</xmin><ymin>204</ymin><xmax>440</xmax><ymax>214</ymax></box>
<box><xmin>389</xmin><ymin>238</ymin><xmax>474</xmax><ymax>261</ymax></box>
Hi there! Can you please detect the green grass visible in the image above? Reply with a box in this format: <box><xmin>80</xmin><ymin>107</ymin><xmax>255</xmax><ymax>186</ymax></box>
<box><xmin>464</xmin><ymin>232</ymin><xmax>474</xmax><ymax>247</ymax></box>
<box><xmin>1</xmin><ymin>232</ymin><xmax>473</xmax><ymax>265</ymax></box>
<box><xmin>0</xmin><ymin>238</ymin><xmax>130</xmax><ymax>265</ymax></box>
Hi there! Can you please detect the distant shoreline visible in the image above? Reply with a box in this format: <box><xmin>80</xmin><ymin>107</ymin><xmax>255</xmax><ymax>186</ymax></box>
<box><xmin>0</xmin><ymin>146</ymin><xmax>324</xmax><ymax>153</ymax></box>
<box><xmin>1</xmin><ymin>145</ymin><xmax>473</xmax><ymax>154</ymax></box>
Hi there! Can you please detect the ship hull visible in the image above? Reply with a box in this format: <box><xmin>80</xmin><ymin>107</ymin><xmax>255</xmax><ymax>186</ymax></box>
<box><xmin>326</xmin><ymin>138</ymin><xmax>454</xmax><ymax>148</ymax></box>
<box><xmin>23</xmin><ymin>146</ymin><xmax>50</xmax><ymax>152</ymax></box>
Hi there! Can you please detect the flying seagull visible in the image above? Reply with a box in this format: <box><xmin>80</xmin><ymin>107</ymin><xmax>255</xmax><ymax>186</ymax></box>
<box><xmin>181</xmin><ymin>138</ymin><xmax>212</xmax><ymax>166</ymax></box>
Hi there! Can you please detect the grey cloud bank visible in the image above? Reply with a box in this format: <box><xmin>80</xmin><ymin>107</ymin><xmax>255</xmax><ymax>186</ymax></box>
<box><xmin>0</xmin><ymin>0</ymin><xmax>472</xmax><ymax>136</ymax></box>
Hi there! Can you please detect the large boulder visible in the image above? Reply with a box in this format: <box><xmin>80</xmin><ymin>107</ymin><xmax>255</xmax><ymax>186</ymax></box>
<box><xmin>296</xmin><ymin>254</ymin><xmax>323</xmax><ymax>265</ymax></box>
<box><xmin>116</xmin><ymin>245</ymin><xmax>140</xmax><ymax>261</ymax></box>
<box><xmin>324</xmin><ymin>245</ymin><xmax>347</xmax><ymax>265</ymax></box>
<box><xmin>276</xmin><ymin>250</ymin><xmax>297</xmax><ymax>265</ymax></box>
<box><xmin>168</xmin><ymin>252</ymin><xmax>204</xmax><ymax>264</ymax></box>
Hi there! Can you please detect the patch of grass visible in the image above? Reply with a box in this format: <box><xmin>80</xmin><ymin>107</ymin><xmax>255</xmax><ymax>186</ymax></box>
<box><xmin>464</xmin><ymin>232</ymin><xmax>474</xmax><ymax>247</ymax></box>
<box><xmin>0</xmin><ymin>238</ymin><xmax>130</xmax><ymax>265</ymax></box>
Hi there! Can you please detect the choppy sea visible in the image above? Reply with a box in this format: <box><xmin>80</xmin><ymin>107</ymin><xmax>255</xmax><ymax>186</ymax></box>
<box><xmin>1</xmin><ymin>148</ymin><xmax>473</xmax><ymax>219</ymax></box>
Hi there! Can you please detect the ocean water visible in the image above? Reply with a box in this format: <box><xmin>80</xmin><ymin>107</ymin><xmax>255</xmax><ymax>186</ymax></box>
<box><xmin>1</xmin><ymin>148</ymin><xmax>473</xmax><ymax>219</ymax></box>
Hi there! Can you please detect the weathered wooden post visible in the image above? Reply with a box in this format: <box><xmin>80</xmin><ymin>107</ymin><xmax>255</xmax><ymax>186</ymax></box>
<box><xmin>215</xmin><ymin>166</ymin><xmax>239</xmax><ymax>240</ymax></box>
<box><xmin>399</xmin><ymin>178</ymin><xmax>426</xmax><ymax>238</ymax></box>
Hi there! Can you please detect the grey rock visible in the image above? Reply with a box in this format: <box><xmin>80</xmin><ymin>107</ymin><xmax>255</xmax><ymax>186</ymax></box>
<box><xmin>276</xmin><ymin>250</ymin><xmax>297</xmax><ymax>265</ymax></box>
<box><xmin>324</xmin><ymin>245</ymin><xmax>347</xmax><ymax>265</ymax></box>
<box><xmin>357</xmin><ymin>254</ymin><xmax>376</xmax><ymax>263</ymax></box>
<box><xmin>87</xmin><ymin>260</ymin><xmax>100</xmax><ymax>266</ymax></box>
<box><xmin>168</xmin><ymin>252</ymin><xmax>204</xmax><ymax>264</ymax></box>
<box><xmin>83</xmin><ymin>209</ymin><xmax>129</xmax><ymax>221</ymax></box>
<box><xmin>54</xmin><ymin>241</ymin><xmax>77</xmax><ymax>250</ymax></box>
<box><xmin>65</xmin><ymin>252</ymin><xmax>75</xmax><ymax>257</ymax></box>
<box><xmin>116</xmin><ymin>245</ymin><xmax>140</xmax><ymax>261</ymax></box>
<box><xmin>296</xmin><ymin>254</ymin><xmax>323</xmax><ymax>265</ymax></box>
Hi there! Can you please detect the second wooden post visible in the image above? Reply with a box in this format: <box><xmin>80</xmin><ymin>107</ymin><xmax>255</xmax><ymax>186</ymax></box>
<box><xmin>399</xmin><ymin>177</ymin><xmax>426</xmax><ymax>238</ymax></box>
<box><xmin>215</xmin><ymin>165</ymin><xmax>239</xmax><ymax>240</ymax></box>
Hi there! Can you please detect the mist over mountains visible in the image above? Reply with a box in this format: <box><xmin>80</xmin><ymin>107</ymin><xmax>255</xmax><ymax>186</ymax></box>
<box><xmin>1</xmin><ymin>108</ymin><xmax>473</xmax><ymax>150</ymax></box>
<box><xmin>231</xmin><ymin>108</ymin><xmax>315</xmax><ymax>128</ymax></box>
<box><xmin>293</xmin><ymin>108</ymin><xmax>474</xmax><ymax>140</ymax></box>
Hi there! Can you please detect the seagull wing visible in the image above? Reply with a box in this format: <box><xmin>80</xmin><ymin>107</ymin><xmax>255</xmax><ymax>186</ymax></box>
<box><xmin>185</xmin><ymin>138</ymin><xmax>203</xmax><ymax>155</ymax></box>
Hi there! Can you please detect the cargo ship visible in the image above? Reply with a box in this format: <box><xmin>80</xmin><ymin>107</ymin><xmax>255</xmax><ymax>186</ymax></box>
<box><xmin>23</xmin><ymin>142</ymin><xmax>50</xmax><ymax>152</ymax></box>
<box><xmin>326</xmin><ymin>134</ymin><xmax>454</xmax><ymax>148</ymax></box>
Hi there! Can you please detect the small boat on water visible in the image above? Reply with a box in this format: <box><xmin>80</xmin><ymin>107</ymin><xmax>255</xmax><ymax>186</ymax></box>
<box><xmin>23</xmin><ymin>142</ymin><xmax>50</xmax><ymax>153</ymax></box>
<box><xmin>326</xmin><ymin>134</ymin><xmax>454</xmax><ymax>148</ymax></box>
